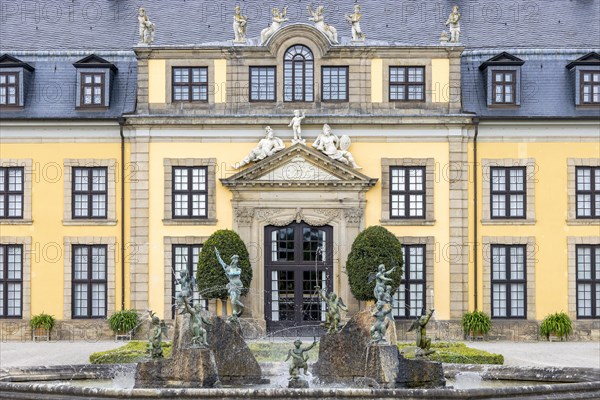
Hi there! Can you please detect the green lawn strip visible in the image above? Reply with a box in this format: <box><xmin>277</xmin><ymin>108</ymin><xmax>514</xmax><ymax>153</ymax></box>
<box><xmin>89</xmin><ymin>341</ymin><xmax>172</xmax><ymax>364</ymax></box>
<box><xmin>397</xmin><ymin>342</ymin><xmax>504</xmax><ymax>364</ymax></box>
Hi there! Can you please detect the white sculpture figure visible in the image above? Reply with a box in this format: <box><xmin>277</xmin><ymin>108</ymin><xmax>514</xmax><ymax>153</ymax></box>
<box><xmin>312</xmin><ymin>124</ymin><xmax>362</xmax><ymax>169</ymax></box>
<box><xmin>232</xmin><ymin>126</ymin><xmax>285</xmax><ymax>169</ymax></box>
<box><xmin>445</xmin><ymin>5</ymin><xmax>460</xmax><ymax>43</ymax></box>
<box><xmin>233</xmin><ymin>5</ymin><xmax>248</xmax><ymax>43</ymax></box>
<box><xmin>345</xmin><ymin>4</ymin><xmax>365</xmax><ymax>42</ymax></box>
<box><xmin>261</xmin><ymin>7</ymin><xmax>288</xmax><ymax>45</ymax></box>
<box><xmin>288</xmin><ymin>110</ymin><xmax>306</xmax><ymax>145</ymax></box>
<box><xmin>307</xmin><ymin>5</ymin><xmax>338</xmax><ymax>44</ymax></box>
<box><xmin>138</xmin><ymin>8</ymin><xmax>155</xmax><ymax>45</ymax></box>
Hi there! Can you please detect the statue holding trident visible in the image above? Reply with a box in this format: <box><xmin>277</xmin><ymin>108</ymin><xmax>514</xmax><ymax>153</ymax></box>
<box><xmin>214</xmin><ymin>247</ymin><xmax>244</xmax><ymax>322</ymax></box>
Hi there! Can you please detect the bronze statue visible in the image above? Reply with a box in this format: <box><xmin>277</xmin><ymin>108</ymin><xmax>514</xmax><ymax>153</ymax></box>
<box><xmin>370</xmin><ymin>300</ymin><xmax>392</xmax><ymax>344</ymax></box>
<box><xmin>371</xmin><ymin>264</ymin><xmax>396</xmax><ymax>302</ymax></box>
<box><xmin>147</xmin><ymin>311</ymin><xmax>167</xmax><ymax>358</ymax></box>
<box><xmin>174</xmin><ymin>268</ymin><xmax>194</xmax><ymax>313</ymax></box>
<box><xmin>183</xmin><ymin>298</ymin><xmax>212</xmax><ymax>348</ymax></box>
<box><xmin>286</xmin><ymin>338</ymin><xmax>318</xmax><ymax>379</ymax></box>
<box><xmin>214</xmin><ymin>247</ymin><xmax>244</xmax><ymax>322</ymax></box>
<box><xmin>408</xmin><ymin>308</ymin><xmax>435</xmax><ymax>356</ymax></box>
<box><xmin>316</xmin><ymin>285</ymin><xmax>348</xmax><ymax>334</ymax></box>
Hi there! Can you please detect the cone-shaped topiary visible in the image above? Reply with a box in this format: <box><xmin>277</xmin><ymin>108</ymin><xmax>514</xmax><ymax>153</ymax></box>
<box><xmin>346</xmin><ymin>225</ymin><xmax>403</xmax><ymax>301</ymax></box>
<box><xmin>196</xmin><ymin>229</ymin><xmax>253</xmax><ymax>300</ymax></box>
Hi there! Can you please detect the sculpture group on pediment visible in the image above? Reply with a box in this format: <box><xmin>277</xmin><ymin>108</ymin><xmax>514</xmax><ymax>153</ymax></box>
<box><xmin>261</xmin><ymin>7</ymin><xmax>288</xmax><ymax>44</ymax></box>
<box><xmin>233</xmin><ymin>5</ymin><xmax>248</xmax><ymax>43</ymax></box>
<box><xmin>232</xmin><ymin>126</ymin><xmax>285</xmax><ymax>169</ymax></box>
<box><xmin>307</xmin><ymin>5</ymin><xmax>338</xmax><ymax>44</ymax></box>
<box><xmin>138</xmin><ymin>8</ymin><xmax>155</xmax><ymax>45</ymax></box>
<box><xmin>313</xmin><ymin>124</ymin><xmax>362</xmax><ymax>169</ymax></box>
<box><xmin>288</xmin><ymin>110</ymin><xmax>306</xmax><ymax>145</ymax></box>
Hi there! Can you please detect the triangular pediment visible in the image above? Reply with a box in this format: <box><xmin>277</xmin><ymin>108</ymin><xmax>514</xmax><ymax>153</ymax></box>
<box><xmin>221</xmin><ymin>144</ymin><xmax>377</xmax><ymax>189</ymax></box>
<box><xmin>73</xmin><ymin>54</ymin><xmax>117</xmax><ymax>72</ymax></box>
<box><xmin>479</xmin><ymin>52</ymin><xmax>525</xmax><ymax>70</ymax></box>
<box><xmin>0</xmin><ymin>54</ymin><xmax>34</xmax><ymax>71</ymax></box>
<box><xmin>566</xmin><ymin>52</ymin><xmax>600</xmax><ymax>69</ymax></box>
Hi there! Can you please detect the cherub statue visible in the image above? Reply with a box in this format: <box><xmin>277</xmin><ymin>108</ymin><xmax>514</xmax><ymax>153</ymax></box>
<box><xmin>261</xmin><ymin>7</ymin><xmax>288</xmax><ymax>44</ymax></box>
<box><xmin>233</xmin><ymin>5</ymin><xmax>248</xmax><ymax>43</ymax></box>
<box><xmin>214</xmin><ymin>247</ymin><xmax>244</xmax><ymax>322</ymax></box>
<box><xmin>232</xmin><ymin>126</ymin><xmax>285</xmax><ymax>169</ymax></box>
<box><xmin>174</xmin><ymin>268</ymin><xmax>194</xmax><ymax>312</ymax></box>
<box><xmin>138</xmin><ymin>8</ymin><xmax>155</xmax><ymax>45</ymax></box>
<box><xmin>345</xmin><ymin>4</ymin><xmax>365</xmax><ymax>42</ymax></box>
<box><xmin>369</xmin><ymin>264</ymin><xmax>396</xmax><ymax>302</ymax></box>
<box><xmin>307</xmin><ymin>5</ymin><xmax>338</xmax><ymax>44</ymax></box>
<box><xmin>445</xmin><ymin>5</ymin><xmax>460</xmax><ymax>43</ymax></box>
<box><xmin>146</xmin><ymin>311</ymin><xmax>167</xmax><ymax>358</ymax></box>
<box><xmin>316</xmin><ymin>286</ymin><xmax>348</xmax><ymax>334</ymax></box>
<box><xmin>370</xmin><ymin>300</ymin><xmax>392</xmax><ymax>345</ymax></box>
<box><xmin>183</xmin><ymin>298</ymin><xmax>212</xmax><ymax>348</ymax></box>
<box><xmin>286</xmin><ymin>338</ymin><xmax>318</xmax><ymax>379</ymax></box>
<box><xmin>408</xmin><ymin>308</ymin><xmax>435</xmax><ymax>356</ymax></box>
<box><xmin>288</xmin><ymin>110</ymin><xmax>306</xmax><ymax>145</ymax></box>
<box><xmin>312</xmin><ymin>124</ymin><xmax>362</xmax><ymax>169</ymax></box>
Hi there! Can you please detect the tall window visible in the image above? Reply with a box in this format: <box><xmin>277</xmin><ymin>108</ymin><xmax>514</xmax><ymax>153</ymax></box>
<box><xmin>249</xmin><ymin>66</ymin><xmax>276</xmax><ymax>101</ymax></box>
<box><xmin>322</xmin><ymin>66</ymin><xmax>348</xmax><ymax>101</ymax></box>
<box><xmin>576</xmin><ymin>167</ymin><xmax>600</xmax><ymax>218</ymax></box>
<box><xmin>581</xmin><ymin>71</ymin><xmax>600</xmax><ymax>104</ymax></box>
<box><xmin>0</xmin><ymin>245</ymin><xmax>22</xmax><ymax>318</ymax></box>
<box><xmin>390</xmin><ymin>166</ymin><xmax>425</xmax><ymax>219</ymax></box>
<box><xmin>576</xmin><ymin>245</ymin><xmax>600</xmax><ymax>319</ymax></box>
<box><xmin>492</xmin><ymin>71</ymin><xmax>516</xmax><ymax>104</ymax></box>
<box><xmin>389</xmin><ymin>66</ymin><xmax>425</xmax><ymax>101</ymax></box>
<box><xmin>393</xmin><ymin>245</ymin><xmax>425</xmax><ymax>318</ymax></box>
<box><xmin>72</xmin><ymin>167</ymin><xmax>107</xmax><ymax>219</ymax></box>
<box><xmin>80</xmin><ymin>73</ymin><xmax>104</xmax><ymax>106</ymax></box>
<box><xmin>490</xmin><ymin>167</ymin><xmax>526</xmax><ymax>218</ymax></box>
<box><xmin>172</xmin><ymin>166</ymin><xmax>208</xmax><ymax>218</ymax></box>
<box><xmin>491</xmin><ymin>245</ymin><xmax>526</xmax><ymax>318</ymax></box>
<box><xmin>172</xmin><ymin>245</ymin><xmax>207</xmax><ymax>318</ymax></box>
<box><xmin>172</xmin><ymin>67</ymin><xmax>208</xmax><ymax>102</ymax></box>
<box><xmin>0</xmin><ymin>72</ymin><xmax>18</xmax><ymax>106</ymax></box>
<box><xmin>72</xmin><ymin>245</ymin><xmax>107</xmax><ymax>318</ymax></box>
<box><xmin>0</xmin><ymin>167</ymin><xmax>23</xmax><ymax>219</ymax></box>
<box><xmin>283</xmin><ymin>45</ymin><xmax>314</xmax><ymax>102</ymax></box>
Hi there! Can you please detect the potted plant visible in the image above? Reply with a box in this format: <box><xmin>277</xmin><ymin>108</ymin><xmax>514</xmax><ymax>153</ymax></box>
<box><xmin>462</xmin><ymin>310</ymin><xmax>492</xmax><ymax>340</ymax></box>
<box><xmin>539</xmin><ymin>312</ymin><xmax>573</xmax><ymax>342</ymax></box>
<box><xmin>108</xmin><ymin>309</ymin><xmax>140</xmax><ymax>340</ymax></box>
<box><xmin>30</xmin><ymin>312</ymin><xmax>55</xmax><ymax>341</ymax></box>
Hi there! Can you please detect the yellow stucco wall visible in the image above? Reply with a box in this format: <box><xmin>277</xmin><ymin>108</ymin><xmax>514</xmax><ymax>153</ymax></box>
<box><xmin>148</xmin><ymin>59</ymin><xmax>166</xmax><ymax>104</ymax></box>
<box><xmin>431</xmin><ymin>59</ymin><xmax>450</xmax><ymax>103</ymax></box>
<box><xmin>370</xmin><ymin>59</ymin><xmax>383</xmax><ymax>103</ymax></box>
<box><xmin>214</xmin><ymin>59</ymin><xmax>227</xmax><ymax>104</ymax></box>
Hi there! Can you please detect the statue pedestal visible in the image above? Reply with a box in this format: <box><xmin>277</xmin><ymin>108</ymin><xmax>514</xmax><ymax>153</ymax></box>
<box><xmin>364</xmin><ymin>344</ymin><xmax>400</xmax><ymax>388</ymax></box>
<box><xmin>288</xmin><ymin>377</ymin><xmax>309</xmax><ymax>388</ymax></box>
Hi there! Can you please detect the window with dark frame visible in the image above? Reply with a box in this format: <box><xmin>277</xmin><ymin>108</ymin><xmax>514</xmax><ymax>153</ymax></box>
<box><xmin>389</xmin><ymin>66</ymin><xmax>425</xmax><ymax>101</ymax></box>
<box><xmin>490</xmin><ymin>167</ymin><xmax>526</xmax><ymax>219</ymax></box>
<box><xmin>0</xmin><ymin>72</ymin><xmax>18</xmax><ymax>106</ymax></box>
<box><xmin>283</xmin><ymin>45</ymin><xmax>314</xmax><ymax>102</ymax></box>
<box><xmin>0</xmin><ymin>167</ymin><xmax>24</xmax><ymax>219</ymax></box>
<box><xmin>0</xmin><ymin>245</ymin><xmax>23</xmax><ymax>318</ymax></box>
<box><xmin>492</xmin><ymin>71</ymin><xmax>516</xmax><ymax>104</ymax></box>
<box><xmin>491</xmin><ymin>245</ymin><xmax>526</xmax><ymax>319</ymax></box>
<box><xmin>393</xmin><ymin>244</ymin><xmax>426</xmax><ymax>319</ymax></box>
<box><xmin>249</xmin><ymin>66</ymin><xmax>276</xmax><ymax>101</ymax></box>
<box><xmin>581</xmin><ymin>71</ymin><xmax>600</xmax><ymax>104</ymax></box>
<box><xmin>172</xmin><ymin>67</ymin><xmax>208</xmax><ymax>102</ymax></box>
<box><xmin>80</xmin><ymin>73</ymin><xmax>105</xmax><ymax>106</ymax></box>
<box><xmin>389</xmin><ymin>166</ymin><xmax>426</xmax><ymax>219</ymax></box>
<box><xmin>72</xmin><ymin>167</ymin><xmax>107</xmax><ymax>219</ymax></box>
<box><xmin>576</xmin><ymin>245</ymin><xmax>600</xmax><ymax>319</ymax></box>
<box><xmin>72</xmin><ymin>245</ymin><xmax>107</xmax><ymax>318</ymax></box>
<box><xmin>322</xmin><ymin>66</ymin><xmax>348</xmax><ymax>101</ymax></box>
<box><xmin>172</xmin><ymin>166</ymin><xmax>208</xmax><ymax>219</ymax></box>
<box><xmin>172</xmin><ymin>244</ymin><xmax>207</xmax><ymax>318</ymax></box>
<box><xmin>576</xmin><ymin>166</ymin><xmax>600</xmax><ymax>219</ymax></box>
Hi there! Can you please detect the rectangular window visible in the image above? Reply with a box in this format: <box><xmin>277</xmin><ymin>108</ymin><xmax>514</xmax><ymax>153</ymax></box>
<box><xmin>389</xmin><ymin>66</ymin><xmax>425</xmax><ymax>101</ymax></box>
<box><xmin>172</xmin><ymin>166</ymin><xmax>208</xmax><ymax>218</ymax></box>
<box><xmin>249</xmin><ymin>66</ymin><xmax>276</xmax><ymax>101</ymax></box>
<box><xmin>581</xmin><ymin>71</ymin><xmax>600</xmax><ymax>104</ymax></box>
<box><xmin>491</xmin><ymin>245</ymin><xmax>526</xmax><ymax>318</ymax></box>
<box><xmin>576</xmin><ymin>167</ymin><xmax>600</xmax><ymax>218</ymax></box>
<box><xmin>389</xmin><ymin>166</ymin><xmax>425</xmax><ymax>219</ymax></box>
<box><xmin>72</xmin><ymin>167</ymin><xmax>107</xmax><ymax>219</ymax></box>
<box><xmin>172</xmin><ymin>244</ymin><xmax>207</xmax><ymax>318</ymax></box>
<box><xmin>393</xmin><ymin>245</ymin><xmax>425</xmax><ymax>318</ymax></box>
<box><xmin>492</xmin><ymin>71</ymin><xmax>516</xmax><ymax>104</ymax></box>
<box><xmin>576</xmin><ymin>245</ymin><xmax>600</xmax><ymax>318</ymax></box>
<box><xmin>72</xmin><ymin>245</ymin><xmax>107</xmax><ymax>318</ymax></box>
<box><xmin>322</xmin><ymin>66</ymin><xmax>348</xmax><ymax>101</ymax></box>
<box><xmin>0</xmin><ymin>167</ymin><xmax>23</xmax><ymax>219</ymax></box>
<box><xmin>80</xmin><ymin>73</ymin><xmax>104</xmax><ymax>106</ymax></box>
<box><xmin>0</xmin><ymin>72</ymin><xmax>19</xmax><ymax>106</ymax></box>
<box><xmin>0</xmin><ymin>245</ymin><xmax>23</xmax><ymax>318</ymax></box>
<box><xmin>172</xmin><ymin>67</ymin><xmax>208</xmax><ymax>102</ymax></box>
<box><xmin>490</xmin><ymin>167</ymin><xmax>526</xmax><ymax>219</ymax></box>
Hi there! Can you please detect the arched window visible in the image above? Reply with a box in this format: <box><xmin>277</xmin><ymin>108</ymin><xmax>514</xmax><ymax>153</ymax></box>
<box><xmin>284</xmin><ymin>45</ymin><xmax>314</xmax><ymax>102</ymax></box>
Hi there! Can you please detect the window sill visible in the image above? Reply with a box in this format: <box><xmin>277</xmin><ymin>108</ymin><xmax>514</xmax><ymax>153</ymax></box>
<box><xmin>163</xmin><ymin>218</ymin><xmax>217</xmax><ymax>226</ymax></box>
<box><xmin>380</xmin><ymin>219</ymin><xmax>435</xmax><ymax>226</ymax></box>
<box><xmin>566</xmin><ymin>219</ymin><xmax>600</xmax><ymax>226</ymax></box>
<box><xmin>62</xmin><ymin>219</ymin><xmax>117</xmax><ymax>226</ymax></box>
<box><xmin>481</xmin><ymin>219</ymin><xmax>536</xmax><ymax>225</ymax></box>
<box><xmin>0</xmin><ymin>219</ymin><xmax>33</xmax><ymax>225</ymax></box>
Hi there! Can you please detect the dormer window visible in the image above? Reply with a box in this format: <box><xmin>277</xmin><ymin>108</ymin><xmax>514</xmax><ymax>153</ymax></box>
<box><xmin>0</xmin><ymin>72</ymin><xmax>18</xmax><ymax>105</ymax></box>
<box><xmin>492</xmin><ymin>71</ymin><xmax>516</xmax><ymax>104</ymax></box>
<box><xmin>479</xmin><ymin>52</ymin><xmax>524</xmax><ymax>107</ymax></box>
<box><xmin>81</xmin><ymin>73</ymin><xmax>105</xmax><ymax>106</ymax></box>
<box><xmin>581</xmin><ymin>71</ymin><xmax>600</xmax><ymax>104</ymax></box>
<box><xmin>567</xmin><ymin>52</ymin><xmax>600</xmax><ymax>106</ymax></box>
<box><xmin>73</xmin><ymin>55</ymin><xmax>117</xmax><ymax>110</ymax></box>
<box><xmin>0</xmin><ymin>54</ymin><xmax>34</xmax><ymax>109</ymax></box>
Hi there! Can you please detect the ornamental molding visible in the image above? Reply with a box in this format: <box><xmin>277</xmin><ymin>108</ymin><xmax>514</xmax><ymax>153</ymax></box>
<box><xmin>343</xmin><ymin>207</ymin><xmax>364</xmax><ymax>225</ymax></box>
<box><xmin>256</xmin><ymin>207</ymin><xmax>340</xmax><ymax>227</ymax></box>
<box><xmin>234</xmin><ymin>207</ymin><xmax>255</xmax><ymax>225</ymax></box>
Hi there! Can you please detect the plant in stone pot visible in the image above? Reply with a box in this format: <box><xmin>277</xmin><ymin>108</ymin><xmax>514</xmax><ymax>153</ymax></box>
<box><xmin>461</xmin><ymin>310</ymin><xmax>492</xmax><ymax>339</ymax></box>
<box><xmin>108</xmin><ymin>309</ymin><xmax>140</xmax><ymax>340</ymax></box>
<box><xmin>30</xmin><ymin>312</ymin><xmax>55</xmax><ymax>341</ymax></box>
<box><xmin>539</xmin><ymin>312</ymin><xmax>573</xmax><ymax>342</ymax></box>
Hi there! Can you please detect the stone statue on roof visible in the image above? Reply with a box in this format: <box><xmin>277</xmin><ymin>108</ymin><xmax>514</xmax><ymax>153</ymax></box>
<box><xmin>138</xmin><ymin>8</ymin><xmax>155</xmax><ymax>45</ymax></box>
<box><xmin>445</xmin><ymin>5</ymin><xmax>461</xmax><ymax>43</ymax></box>
<box><xmin>261</xmin><ymin>7</ymin><xmax>288</xmax><ymax>45</ymax></box>
<box><xmin>232</xmin><ymin>126</ymin><xmax>285</xmax><ymax>169</ymax></box>
<box><xmin>345</xmin><ymin>4</ymin><xmax>365</xmax><ymax>42</ymax></box>
<box><xmin>233</xmin><ymin>5</ymin><xmax>248</xmax><ymax>43</ymax></box>
<box><xmin>307</xmin><ymin>5</ymin><xmax>338</xmax><ymax>44</ymax></box>
<box><xmin>312</xmin><ymin>124</ymin><xmax>362</xmax><ymax>169</ymax></box>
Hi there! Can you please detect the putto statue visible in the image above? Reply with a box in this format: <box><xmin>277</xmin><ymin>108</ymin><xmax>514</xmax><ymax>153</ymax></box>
<box><xmin>312</xmin><ymin>124</ymin><xmax>362</xmax><ymax>169</ymax></box>
<box><xmin>445</xmin><ymin>5</ymin><xmax>461</xmax><ymax>43</ymax></box>
<box><xmin>146</xmin><ymin>311</ymin><xmax>167</xmax><ymax>358</ymax></box>
<box><xmin>232</xmin><ymin>126</ymin><xmax>285</xmax><ymax>169</ymax></box>
<box><xmin>408</xmin><ymin>308</ymin><xmax>435</xmax><ymax>356</ymax></box>
<box><xmin>261</xmin><ymin>7</ymin><xmax>288</xmax><ymax>45</ymax></box>
<box><xmin>174</xmin><ymin>269</ymin><xmax>194</xmax><ymax>312</ymax></box>
<box><xmin>316</xmin><ymin>286</ymin><xmax>348</xmax><ymax>334</ymax></box>
<box><xmin>288</xmin><ymin>110</ymin><xmax>306</xmax><ymax>145</ymax></box>
<box><xmin>286</xmin><ymin>338</ymin><xmax>318</xmax><ymax>379</ymax></box>
<box><xmin>307</xmin><ymin>5</ymin><xmax>338</xmax><ymax>44</ymax></box>
<box><xmin>345</xmin><ymin>4</ymin><xmax>365</xmax><ymax>42</ymax></box>
<box><xmin>371</xmin><ymin>264</ymin><xmax>396</xmax><ymax>302</ymax></box>
<box><xmin>214</xmin><ymin>247</ymin><xmax>244</xmax><ymax>322</ymax></box>
<box><xmin>233</xmin><ymin>5</ymin><xmax>248</xmax><ymax>43</ymax></box>
<box><xmin>138</xmin><ymin>8</ymin><xmax>155</xmax><ymax>45</ymax></box>
<box><xmin>183</xmin><ymin>299</ymin><xmax>212</xmax><ymax>348</ymax></box>
<box><xmin>370</xmin><ymin>300</ymin><xmax>392</xmax><ymax>344</ymax></box>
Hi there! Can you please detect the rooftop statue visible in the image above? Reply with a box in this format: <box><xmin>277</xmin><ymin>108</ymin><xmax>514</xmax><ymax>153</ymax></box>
<box><xmin>408</xmin><ymin>308</ymin><xmax>435</xmax><ymax>356</ymax></box>
<box><xmin>307</xmin><ymin>5</ymin><xmax>338</xmax><ymax>44</ymax></box>
<box><xmin>288</xmin><ymin>110</ymin><xmax>306</xmax><ymax>145</ymax></box>
<box><xmin>286</xmin><ymin>338</ymin><xmax>318</xmax><ymax>379</ymax></box>
<box><xmin>370</xmin><ymin>300</ymin><xmax>392</xmax><ymax>344</ymax></box>
<box><xmin>146</xmin><ymin>311</ymin><xmax>167</xmax><ymax>358</ymax></box>
<box><xmin>345</xmin><ymin>4</ymin><xmax>365</xmax><ymax>42</ymax></box>
<box><xmin>316</xmin><ymin>285</ymin><xmax>348</xmax><ymax>334</ymax></box>
<box><xmin>138</xmin><ymin>8</ymin><xmax>155</xmax><ymax>45</ymax></box>
<box><xmin>232</xmin><ymin>126</ymin><xmax>285</xmax><ymax>169</ymax></box>
<box><xmin>445</xmin><ymin>5</ymin><xmax>461</xmax><ymax>43</ymax></box>
<box><xmin>233</xmin><ymin>5</ymin><xmax>248</xmax><ymax>43</ymax></box>
<box><xmin>214</xmin><ymin>247</ymin><xmax>244</xmax><ymax>322</ymax></box>
<box><xmin>261</xmin><ymin>7</ymin><xmax>288</xmax><ymax>45</ymax></box>
<box><xmin>312</xmin><ymin>124</ymin><xmax>362</xmax><ymax>169</ymax></box>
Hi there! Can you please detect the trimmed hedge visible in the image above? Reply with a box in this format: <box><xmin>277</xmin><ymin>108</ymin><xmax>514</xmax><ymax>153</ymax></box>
<box><xmin>346</xmin><ymin>226</ymin><xmax>403</xmax><ymax>301</ymax></box>
<box><xmin>89</xmin><ymin>341</ymin><xmax>172</xmax><ymax>364</ymax></box>
<box><xmin>196</xmin><ymin>229</ymin><xmax>253</xmax><ymax>300</ymax></box>
<box><xmin>398</xmin><ymin>342</ymin><xmax>504</xmax><ymax>365</ymax></box>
